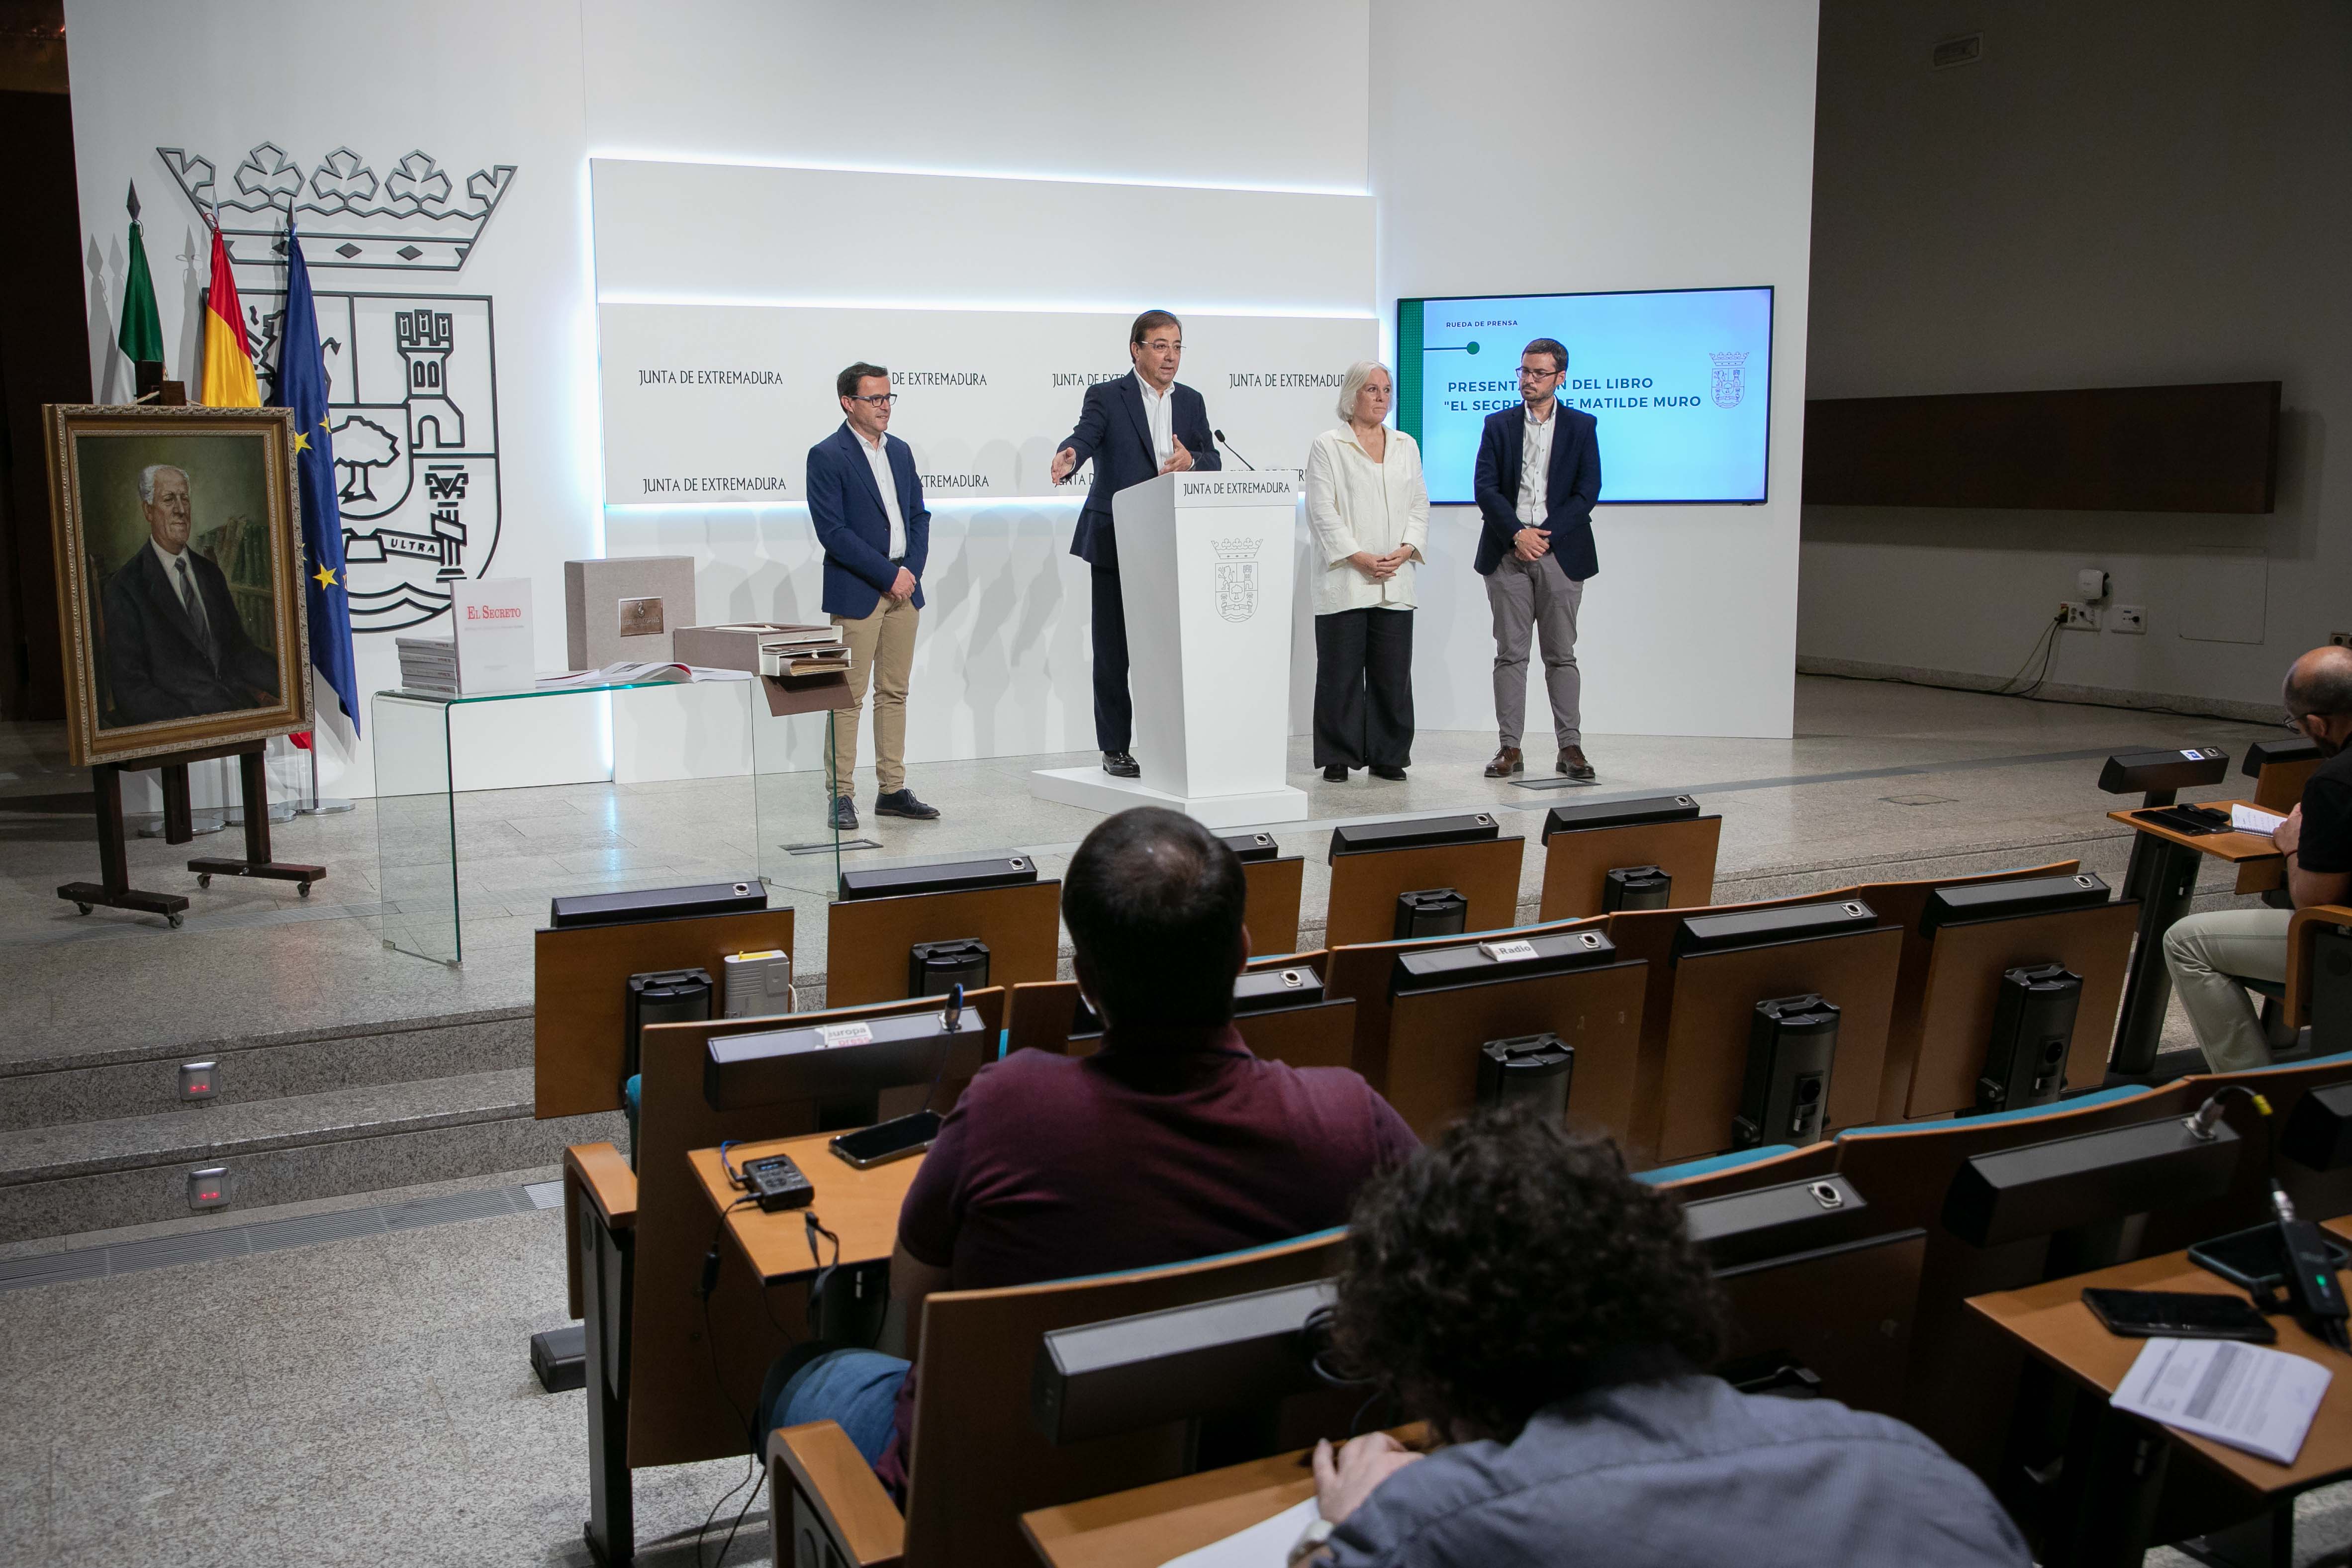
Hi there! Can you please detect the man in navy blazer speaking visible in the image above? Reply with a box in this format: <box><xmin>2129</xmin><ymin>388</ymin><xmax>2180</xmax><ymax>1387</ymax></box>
<box><xmin>1049</xmin><ymin>308</ymin><xmax>1221</xmax><ymax>779</ymax></box>
<box><xmin>807</xmin><ymin>362</ymin><xmax>940</xmax><ymax>830</ymax></box>
<box><xmin>1472</xmin><ymin>337</ymin><xmax>1602</xmax><ymax>782</ymax></box>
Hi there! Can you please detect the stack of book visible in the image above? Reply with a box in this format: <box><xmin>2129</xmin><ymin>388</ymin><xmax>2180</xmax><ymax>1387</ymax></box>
<box><xmin>396</xmin><ymin>636</ymin><xmax>460</xmax><ymax>695</ymax></box>
<box><xmin>757</xmin><ymin>626</ymin><xmax>852</xmax><ymax>678</ymax></box>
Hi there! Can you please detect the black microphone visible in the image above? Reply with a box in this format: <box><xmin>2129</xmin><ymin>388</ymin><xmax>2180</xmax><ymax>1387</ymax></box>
<box><xmin>1213</xmin><ymin>429</ymin><xmax>1256</xmax><ymax>471</ymax></box>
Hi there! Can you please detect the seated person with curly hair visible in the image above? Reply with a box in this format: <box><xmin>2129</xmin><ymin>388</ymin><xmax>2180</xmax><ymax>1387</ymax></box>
<box><xmin>1297</xmin><ymin>1110</ymin><xmax>2028</xmax><ymax>1568</ymax></box>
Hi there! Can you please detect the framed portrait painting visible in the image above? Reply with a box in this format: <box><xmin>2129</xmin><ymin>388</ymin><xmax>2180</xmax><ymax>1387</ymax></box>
<box><xmin>44</xmin><ymin>405</ymin><xmax>312</xmax><ymax>767</ymax></box>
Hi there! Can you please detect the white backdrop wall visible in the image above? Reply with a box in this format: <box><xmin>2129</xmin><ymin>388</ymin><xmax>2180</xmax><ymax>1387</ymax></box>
<box><xmin>1798</xmin><ymin>0</ymin><xmax>2351</xmax><ymax>713</ymax></box>
<box><xmin>1369</xmin><ymin>0</ymin><xmax>1821</xmax><ymax>741</ymax></box>
<box><xmin>63</xmin><ymin>0</ymin><xmax>1820</xmax><ymax>798</ymax></box>
<box><xmin>62</xmin><ymin>0</ymin><xmax>1373</xmax><ymax>796</ymax></box>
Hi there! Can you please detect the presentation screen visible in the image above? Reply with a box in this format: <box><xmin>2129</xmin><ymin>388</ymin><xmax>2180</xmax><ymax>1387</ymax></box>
<box><xmin>1398</xmin><ymin>286</ymin><xmax>1773</xmax><ymax>505</ymax></box>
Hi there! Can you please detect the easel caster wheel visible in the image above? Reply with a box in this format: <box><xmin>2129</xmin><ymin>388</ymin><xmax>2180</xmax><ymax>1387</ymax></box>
<box><xmin>197</xmin><ymin>874</ymin><xmax>212</xmax><ymax>889</ymax></box>
<box><xmin>168</xmin><ymin>914</ymin><xmax>184</xmax><ymax>928</ymax></box>
<box><xmin>75</xmin><ymin>902</ymin><xmax>92</xmax><ymax>916</ymax></box>
<box><xmin>298</xmin><ymin>882</ymin><xmax>311</xmax><ymax>899</ymax></box>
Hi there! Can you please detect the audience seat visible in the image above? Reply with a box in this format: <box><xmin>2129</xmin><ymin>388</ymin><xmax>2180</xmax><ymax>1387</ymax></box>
<box><xmin>771</xmin><ymin>1230</ymin><xmax>1347</xmax><ymax>1568</ymax></box>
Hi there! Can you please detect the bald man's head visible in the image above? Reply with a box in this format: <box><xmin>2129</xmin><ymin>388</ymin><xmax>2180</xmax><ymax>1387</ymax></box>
<box><xmin>2286</xmin><ymin>646</ymin><xmax>2352</xmax><ymax>756</ymax></box>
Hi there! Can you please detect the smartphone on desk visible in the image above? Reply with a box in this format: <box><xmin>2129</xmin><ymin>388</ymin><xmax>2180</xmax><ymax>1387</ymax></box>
<box><xmin>830</xmin><ymin>1109</ymin><xmax>941</xmax><ymax>1170</ymax></box>
<box><xmin>2190</xmin><ymin>1222</ymin><xmax>2352</xmax><ymax>1295</ymax></box>
<box><xmin>2082</xmin><ymin>1287</ymin><xmax>2277</xmax><ymax>1343</ymax></box>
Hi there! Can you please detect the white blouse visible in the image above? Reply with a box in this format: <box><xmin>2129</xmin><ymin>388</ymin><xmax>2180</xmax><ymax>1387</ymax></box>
<box><xmin>1302</xmin><ymin>425</ymin><xmax>1430</xmax><ymax>616</ymax></box>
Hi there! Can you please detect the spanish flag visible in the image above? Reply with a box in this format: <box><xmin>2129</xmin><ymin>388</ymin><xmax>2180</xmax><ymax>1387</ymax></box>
<box><xmin>197</xmin><ymin>223</ymin><xmax>259</xmax><ymax>408</ymax></box>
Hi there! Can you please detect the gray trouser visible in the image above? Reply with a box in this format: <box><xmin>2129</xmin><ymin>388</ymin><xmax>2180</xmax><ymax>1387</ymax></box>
<box><xmin>2162</xmin><ymin>907</ymin><xmax>2292</xmax><ymax>1071</ymax></box>
<box><xmin>1486</xmin><ymin>552</ymin><xmax>1583</xmax><ymax>748</ymax></box>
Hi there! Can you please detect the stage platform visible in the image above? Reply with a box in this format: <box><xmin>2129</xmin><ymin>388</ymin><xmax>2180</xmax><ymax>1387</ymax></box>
<box><xmin>0</xmin><ymin>677</ymin><xmax>2285</xmax><ymax>1250</ymax></box>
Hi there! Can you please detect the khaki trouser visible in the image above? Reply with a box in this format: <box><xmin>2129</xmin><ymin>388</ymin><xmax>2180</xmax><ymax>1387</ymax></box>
<box><xmin>1486</xmin><ymin>552</ymin><xmax>1583</xmax><ymax>749</ymax></box>
<box><xmin>830</xmin><ymin>594</ymin><xmax>918</xmax><ymax>798</ymax></box>
<box><xmin>2162</xmin><ymin>907</ymin><xmax>2292</xmax><ymax>1071</ymax></box>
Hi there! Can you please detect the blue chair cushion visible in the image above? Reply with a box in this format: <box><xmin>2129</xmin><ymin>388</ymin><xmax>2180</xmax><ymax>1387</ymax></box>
<box><xmin>623</xmin><ymin>1073</ymin><xmax>641</xmax><ymax>1169</ymax></box>
<box><xmin>1835</xmin><ymin>1083</ymin><xmax>2151</xmax><ymax>1141</ymax></box>
<box><xmin>1635</xmin><ymin>1145</ymin><xmax>1797</xmax><ymax>1186</ymax></box>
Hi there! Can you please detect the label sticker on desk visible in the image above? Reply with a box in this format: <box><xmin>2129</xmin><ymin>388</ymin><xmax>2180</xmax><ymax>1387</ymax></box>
<box><xmin>1480</xmin><ymin>939</ymin><xmax>1537</xmax><ymax>962</ymax></box>
<box><xmin>818</xmin><ymin>1022</ymin><xmax>875</xmax><ymax>1048</ymax></box>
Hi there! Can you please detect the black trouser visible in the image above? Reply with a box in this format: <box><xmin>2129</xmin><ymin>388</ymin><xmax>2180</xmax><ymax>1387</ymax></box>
<box><xmin>1091</xmin><ymin>565</ymin><xmax>1131</xmax><ymax>752</ymax></box>
<box><xmin>1314</xmin><ymin>607</ymin><xmax>1415</xmax><ymax>768</ymax></box>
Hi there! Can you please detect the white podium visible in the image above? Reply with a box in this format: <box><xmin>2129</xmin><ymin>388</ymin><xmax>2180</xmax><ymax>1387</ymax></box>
<box><xmin>1031</xmin><ymin>470</ymin><xmax>1310</xmax><ymax>828</ymax></box>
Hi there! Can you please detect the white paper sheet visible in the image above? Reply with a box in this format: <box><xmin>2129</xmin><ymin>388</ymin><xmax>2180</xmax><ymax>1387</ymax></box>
<box><xmin>2231</xmin><ymin>803</ymin><xmax>2287</xmax><ymax>835</ymax></box>
<box><xmin>1158</xmin><ymin>1498</ymin><xmax>1321</xmax><ymax>1568</ymax></box>
<box><xmin>2110</xmin><ymin>1336</ymin><xmax>2331</xmax><ymax>1465</ymax></box>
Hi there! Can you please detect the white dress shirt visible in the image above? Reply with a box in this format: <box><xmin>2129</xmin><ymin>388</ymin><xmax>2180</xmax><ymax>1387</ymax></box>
<box><xmin>853</xmin><ymin>427</ymin><xmax>907</xmax><ymax>559</ymax></box>
<box><xmin>1303</xmin><ymin>426</ymin><xmax>1430</xmax><ymax>615</ymax></box>
<box><xmin>1136</xmin><ymin>375</ymin><xmax>1175</xmax><ymax>466</ymax></box>
<box><xmin>1516</xmin><ymin>403</ymin><xmax>1557</xmax><ymax>529</ymax></box>
<box><xmin>150</xmin><ymin>538</ymin><xmax>212</xmax><ymax>641</ymax></box>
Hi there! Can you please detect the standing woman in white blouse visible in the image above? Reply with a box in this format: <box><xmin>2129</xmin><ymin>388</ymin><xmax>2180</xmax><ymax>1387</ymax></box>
<box><xmin>1304</xmin><ymin>361</ymin><xmax>1430</xmax><ymax>783</ymax></box>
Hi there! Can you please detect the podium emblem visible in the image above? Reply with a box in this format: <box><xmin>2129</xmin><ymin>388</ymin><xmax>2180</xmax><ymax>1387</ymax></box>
<box><xmin>1709</xmin><ymin>351</ymin><xmax>1750</xmax><ymax>409</ymax></box>
<box><xmin>1210</xmin><ymin>536</ymin><xmax>1262</xmax><ymax>624</ymax></box>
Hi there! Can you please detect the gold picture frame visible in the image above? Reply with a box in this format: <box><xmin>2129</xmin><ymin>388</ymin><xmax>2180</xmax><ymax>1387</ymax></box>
<box><xmin>44</xmin><ymin>404</ymin><xmax>313</xmax><ymax>767</ymax></box>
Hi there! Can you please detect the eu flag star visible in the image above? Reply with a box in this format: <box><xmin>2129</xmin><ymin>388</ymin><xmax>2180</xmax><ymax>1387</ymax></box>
<box><xmin>292</xmin><ymin>430</ymin><xmax>311</xmax><ymax>454</ymax></box>
<box><xmin>313</xmin><ymin>563</ymin><xmax>338</xmax><ymax>590</ymax></box>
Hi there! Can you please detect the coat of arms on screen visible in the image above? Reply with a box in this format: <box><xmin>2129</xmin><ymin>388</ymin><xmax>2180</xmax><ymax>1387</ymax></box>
<box><xmin>1709</xmin><ymin>351</ymin><xmax>1750</xmax><ymax>410</ymax></box>
<box><xmin>1210</xmin><ymin>536</ymin><xmax>1261</xmax><ymax>624</ymax></box>
<box><xmin>157</xmin><ymin>142</ymin><xmax>515</xmax><ymax>632</ymax></box>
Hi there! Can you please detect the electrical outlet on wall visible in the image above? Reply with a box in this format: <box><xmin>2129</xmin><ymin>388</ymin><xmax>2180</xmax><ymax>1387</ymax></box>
<box><xmin>2112</xmin><ymin>605</ymin><xmax>2147</xmax><ymax>635</ymax></box>
<box><xmin>2060</xmin><ymin>601</ymin><xmax>2101</xmax><ymax>632</ymax></box>
<box><xmin>2333</xmin><ymin>632</ymin><xmax>2352</xmax><ymax>649</ymax></box>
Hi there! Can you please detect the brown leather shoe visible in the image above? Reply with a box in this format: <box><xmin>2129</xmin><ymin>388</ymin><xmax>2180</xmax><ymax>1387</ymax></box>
<box><xmin>1483</xmin><ymin>746</ymin><xmax>1524</xmax><ymax>778</ymax></box>
<box><xmin>1558</xmin><ymin>745</ymin><xmax>1596</xmax><ymax>781</ymax></box>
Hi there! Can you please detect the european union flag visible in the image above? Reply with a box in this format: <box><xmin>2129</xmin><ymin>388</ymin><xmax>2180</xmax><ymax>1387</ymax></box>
<box><xmin>272</xmin><ymin>220</ymin><xmax>361</xmax><ymax>738</ymax></box>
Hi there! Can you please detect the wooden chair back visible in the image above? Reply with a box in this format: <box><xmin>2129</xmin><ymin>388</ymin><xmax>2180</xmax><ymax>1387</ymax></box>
<box><xmin>1005</xmin><ymin>981</ymin><xmax>1082</xmax><ymax>1055</ymax></box>
<box><xmin>2139</xmin><ymin>1055</ymin><xmax>2352</xmax><ymax>1255</ymax></box>
<box><xmin>1654</xmin><ymin>924</ymin><xmax>1904</xmax><ymax>1164</ymax></box>
<box><xmin>2286</xmin><ymin>902</ymin><xmax>2352</xmax><ymax>1030</ymax></box>
<box><xmin>1862</xmin><ymin>860</ymin><xmax>2087</xmax><ymax>1122</ymax></box>
<box><xmin>628</xmin><ymin>989</ymin><xmax>1008</xmax><ymax>1470</ymax></box>
<box><xmin>1715</xmin><ymin>1230</ymin><xmax>1926</xmax><ymax>1418</ymax></box>
<box><xmin>1233</xmin><ymin>999</ymin><xmax>1358</xmax><ymax>1073</ymax></box>
<box><xmin>900</xmin><ymin>1232</ymin><xmax>1347</xmax><ymax>1568</ymax></box>
<box><xmin>1536</xmin><ymin>813</ymin><xmax>1722</xmax><ymax>921</ymax></box>
<box><xmin>1607</xmin><ymin>887</ymin><xmax>1864</xmax><ymax>1166</ymax></box>
<box><xmin>1241</xmin><ymin>855</ymin><xmax>1306</xmax><ymax>956</ymax></box>
<box><xmin>1321</xmin><ymin>917</ymin><xmax>1603</xmax><ymax>1091</ymax></box>
<box><xmin>534</xmin><ymin>906</ymin><xmax>796</xmax><ymax>1116</ymax></box>
<box><xmin>1322</xmin><ymin>835</ymin><xmax>1525</xmax><ymax>948</ymax></box>
<box><xmin>1649</xmin><ymin>1141</ymin><xmax>1840</xmax><ymax>1200</ymax></box>
<box><xmin>827</xmin><ymin>881</ymin><xmax>1063</xmax><ymax>1006</ymax></box>
<box><xmin>1895</xmin><ymin>898</ymin><xmax>2135</xmax><ymax>1121</ymax></box>
<box><xmin>1383</xmin><ymin>963</ymin><xmax>1648</xmax><ymax>1144</ymax></box>
<box><xmin>2256</xmin><ymin>755</ymin><xmax>2323</xmax><ymax>813</ymax></box>
<box><xmin>1605</xmin><ymin>863</ymin><xmax>2083</xmax><ymax>1163</ymax></box>
<box><xmin>1830</xmin><ymin>1083</ymin><xmax>2199</xmax><ymax>1476</ymax></box>
<box><xmin>1003</xmin><ymin>956</ymin><xmax>1338</xmax><ymax>1063</ymax></box>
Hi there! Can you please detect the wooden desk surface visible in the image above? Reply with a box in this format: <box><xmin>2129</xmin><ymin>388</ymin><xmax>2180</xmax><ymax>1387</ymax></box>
<box><xmin>1967</xmin><ymin>1221</ymin><xmax>2352</xmax><ymax>1496</ymax></box>
<box><xmin>2107</xmin><ymin>799</ymin><xmax>2284</xmax><ymax>865</ymax></box>
<box><xmin>1020</xmin><ymin>1427</ymin><xmax>1424</xmax><ymax>1568</ymax></box>
<box><xmin>688</xmin><ymin>1130</ymin><xmax>923</xmax><ymax>1285</ymax></box>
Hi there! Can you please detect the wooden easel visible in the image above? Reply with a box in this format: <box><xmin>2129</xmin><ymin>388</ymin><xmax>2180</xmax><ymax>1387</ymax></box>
<box><xmin>59</xmin><ymin>738</ymin><xmax>325</xmax><ymax>927</ymax></box>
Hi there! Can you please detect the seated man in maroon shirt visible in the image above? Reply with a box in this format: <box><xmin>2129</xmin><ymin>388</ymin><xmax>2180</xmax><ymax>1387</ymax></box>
<box><xmin>758</xmin><ymin>805</ymin><xmax>1419</xmax><ymax>1493</ymax></box>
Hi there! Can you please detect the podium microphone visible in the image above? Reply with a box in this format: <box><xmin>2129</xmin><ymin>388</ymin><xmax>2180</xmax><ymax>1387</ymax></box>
<box><xmin>1213</xmin><ymin>430</ymin><xmax>1256</xmax><ymax>471</ymax></box>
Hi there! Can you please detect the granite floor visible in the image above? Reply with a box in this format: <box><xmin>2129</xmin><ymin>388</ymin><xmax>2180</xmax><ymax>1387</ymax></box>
<box><xmin>0</xmin><ymin>675</ymin><xmax>2289</xmax><ymax>1070</ymax></box>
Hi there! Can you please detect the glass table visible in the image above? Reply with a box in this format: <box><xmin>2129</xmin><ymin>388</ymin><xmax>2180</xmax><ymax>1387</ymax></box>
<box><xmin>372</xmin><ymin>678</ymin><xmax>838</xmax><ymax>963</ymax></box>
